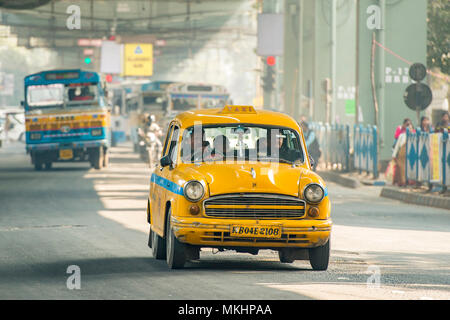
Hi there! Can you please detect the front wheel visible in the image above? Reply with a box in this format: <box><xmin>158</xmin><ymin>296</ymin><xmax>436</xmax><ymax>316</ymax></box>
<box><xmin>90</xmin><ymin>147</ymin><xmax>104</xmax><ymax>170</ymax></box>
<box><xmin>166</xmin><ymin>208</ymin><xmax>186</xmax><ymax>269</ymax></box>
<box><xmin>309</xmin><ymin>240</ymin><xmax>330</xmax><ymax>271</ymax></box>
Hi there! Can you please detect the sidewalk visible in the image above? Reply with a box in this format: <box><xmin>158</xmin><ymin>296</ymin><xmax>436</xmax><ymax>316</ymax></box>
<box><xmin>318</xmin><ymin>168</ymin><xmax>450</xmax><ymax>211</ymax></box>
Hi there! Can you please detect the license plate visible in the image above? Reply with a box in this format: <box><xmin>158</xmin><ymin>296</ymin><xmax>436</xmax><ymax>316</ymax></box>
<box><xmin>59</xmin><ymin>149</ymin><xmax>73</xmax><ymax>160</ymax></box>
<box><xmin>230</xmin><ymin>225</ymin><xmax>282</xmax><ymax>239</ymax></box>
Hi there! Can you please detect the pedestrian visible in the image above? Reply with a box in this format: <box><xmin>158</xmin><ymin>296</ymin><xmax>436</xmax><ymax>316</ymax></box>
<box><xmin>435</xmin><ymin>111</ymin><xmax>450</xmax><ymax>133</ymax></box>
<box><xmin>301</xmin><ymin>122</ymin><xmax>321</xmax><ymax>167</ymax></box>
<box><xmin>420</xmin><ymin>116</ymin><xmax>433</xmax><ymax>133</ymax></box>
<box><xmin>392</xmin><ymin>122</ymin><xmax>414</xmax><ymax>187</ymax></box>
<box><xmin>393</xmin><ymin>118</ymin><xmax>413</xmax><ymax>149</ymax></box>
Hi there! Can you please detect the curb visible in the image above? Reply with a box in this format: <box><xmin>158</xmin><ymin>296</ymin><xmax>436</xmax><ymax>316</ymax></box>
<box><xmin>318</xmin><ymin>171</ymin><xmax>361</xmax><ymax>189</ymax></box>
<box><xmin>380</xmin><ymin>187</ymin><xmax>450</xmax><ymax>211</ymax></box>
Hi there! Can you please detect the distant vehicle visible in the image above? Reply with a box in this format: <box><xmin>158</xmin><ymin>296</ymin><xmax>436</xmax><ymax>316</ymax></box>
<box><xmin>23</xmin><ymin>69</ymin><xmax>111</xmax><ymax>170</ymax></box>
<box><xmin>163</xmin><ymin>83</ymin><xmax>231</xmax><ymax>128</ymax></box>
<box><xmin>147</xmin><ymin>105</ymin><xmax>331</xmax><ymax>270</ymax></box>
<box><xmin>0</xmin><ymin>108</ymin><xmax>25</xmax><ymax>145</ymax></box>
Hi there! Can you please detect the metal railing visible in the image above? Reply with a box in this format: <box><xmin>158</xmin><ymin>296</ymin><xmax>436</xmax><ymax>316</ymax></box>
<box><xmin>406</xmin><ymin>128</ymin><xmax>449</xmax><ymax>189</ymax></box>
<box><xmin>310</xmin><ymin>123</ymin><xmax>350</xmax><ymax>172</ymax></box>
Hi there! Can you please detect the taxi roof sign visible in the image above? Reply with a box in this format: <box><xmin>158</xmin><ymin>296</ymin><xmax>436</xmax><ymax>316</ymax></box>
<box><xmin>221</xmin><ymin>105</ymin><xmax>257</xmax><ymax>114</ymax></box>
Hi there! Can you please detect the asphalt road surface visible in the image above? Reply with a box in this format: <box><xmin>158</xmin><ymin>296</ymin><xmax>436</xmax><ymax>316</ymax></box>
<box><xmin>0</xmin><ymin>142</ymin><xmax>449</xmax><ymax>300</ymax></box>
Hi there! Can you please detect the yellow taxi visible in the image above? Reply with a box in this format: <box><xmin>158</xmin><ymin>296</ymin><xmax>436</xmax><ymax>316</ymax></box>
<box><xmin>147</xmin><ymin>106</ymin><xmax>331</xmax><ymax>269</ymax></box>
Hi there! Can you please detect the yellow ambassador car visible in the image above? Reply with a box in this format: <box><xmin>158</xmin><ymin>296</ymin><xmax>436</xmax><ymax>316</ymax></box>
<box><xmin>147</xmin><ymin>106</ymin><xmax>331</xmax><ymax>269</ymax></box>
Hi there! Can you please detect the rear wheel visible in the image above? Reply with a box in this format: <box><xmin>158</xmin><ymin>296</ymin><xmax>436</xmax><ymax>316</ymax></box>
<box><xmin>33</xmin><ymin>154</ymin><xmax>43</xmax><ymax>171</ymax></box>
<box><xmin>102</xmin><ymin>148</ymin><xmax>109</xmax><ymax>168</ymax></box>
<box><xmin>278</xmin><ymin>250</ymin><xmax>295</xmax><ymax>264</ymax></box>
<box><xmin>34</xmin><ymin>162</ymin><xmax>43</xmax><ymax>171</ymax></box>
<box><xmin>90</xmin><ymin>147</ymin><xmax>103</xmax><ymax>170</ymax></box>
<box><xmin>166</xmin><ymin>208</ymin><xmax>186</xmax><ymax>269</ymax></box>
<box><xmin>150</xmin><ymin>228</ymin><xmax>166</xmax><ymax>260</ymax></box>
<box><xmin>309</xmin><ymin>240</ymin><xmax>330</xmax><ymax>271</ymax></box>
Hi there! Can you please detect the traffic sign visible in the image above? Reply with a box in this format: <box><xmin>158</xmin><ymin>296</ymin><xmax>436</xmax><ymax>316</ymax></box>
<box><xmin>123</xmin><ymin>43</ymin><xmax>153</xmax><ymax>76</ymax></box>
<box><xmin>403</xmin><ymin>83</ymin><xmax>432</xmax><ymax>111</ymax></box>
<box><xmin>409</xmin><ymin>63</ymin><xmax>427</xmax><ymax>82</ymax></box>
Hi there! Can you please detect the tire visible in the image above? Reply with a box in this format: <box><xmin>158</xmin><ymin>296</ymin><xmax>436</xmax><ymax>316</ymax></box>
<box><xmin>90</xmin><ymin>147</ymin><xmax>103</xmax><ymax>170</ymax></box>
<box><xmin>166</xmin><ymin>208</ymin><xmax>186</xmax><ymax>269</ymax></box>
<box><xmin>309</xmin><ymin>240</ymin><xmax>330</xmax><ymax>271</ymax></box>
<box><xmin>150</xmin><ymin>228</ymin><xmax>166</xmax><ymax>260</ymax></box>
<box><xmin>33</xmin><ymin>155</ymin><xmax>43</xmax><ymax>171</ymax></box>
<box><xmin>103</xmin><ymin>149</ymin><xmax>109</xmax><ymax>168</ymax></box>
<box><xmin>278</xmin><ymin>250</ymin><xmax>295</xmax><ymax>264</ymax></box>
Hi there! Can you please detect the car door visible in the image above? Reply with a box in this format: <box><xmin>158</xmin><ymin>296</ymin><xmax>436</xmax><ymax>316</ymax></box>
<box><xmin>150</xmin><ymin>123</ymin><xmax>174</xmax><ymax>235</ymax></box>
<box><xmin>158</xmin><ymin>124</ymin><xmax>181</xmax><ymax>231</ymax></box>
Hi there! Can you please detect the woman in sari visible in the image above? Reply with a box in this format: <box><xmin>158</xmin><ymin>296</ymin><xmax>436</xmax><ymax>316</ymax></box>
<box><xmin>392</xmin><ymin>122</ymin><xmax>414</xmax><ymax>186</ymax></box>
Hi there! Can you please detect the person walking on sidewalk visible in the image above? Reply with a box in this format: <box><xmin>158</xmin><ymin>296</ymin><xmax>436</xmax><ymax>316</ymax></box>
<box><xmin>392</xmin><ymin>122</ymin><xmax>414</xmax><ymax>186</ymax></box>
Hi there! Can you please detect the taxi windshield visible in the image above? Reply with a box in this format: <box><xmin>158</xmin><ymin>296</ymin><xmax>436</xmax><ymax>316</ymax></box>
<box><xmin>180</xmin><ymin>124</ymin><xmax>305</xmax><ymax>164</ymax></box>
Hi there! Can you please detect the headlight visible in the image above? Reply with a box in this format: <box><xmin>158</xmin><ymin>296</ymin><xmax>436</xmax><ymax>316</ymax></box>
<box><xmin>184</xmin><ymin>180</ymin><xmax>205</xmax><ymax>202</ymax></box>
<box><xmin>303</xmin><ymin>183</ymin><xmax>325</xmax><ymax>204</ymax></box>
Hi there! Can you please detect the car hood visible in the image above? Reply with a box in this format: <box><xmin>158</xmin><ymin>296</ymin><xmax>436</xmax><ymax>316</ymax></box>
<box><xmin>183</xmin><ymin>163</ymin><xmax>307</xmax><ymax>197</ymax></box>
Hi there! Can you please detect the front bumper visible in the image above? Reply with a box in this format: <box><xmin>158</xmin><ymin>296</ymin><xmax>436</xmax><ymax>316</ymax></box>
<box><xmin>171</xmin><ymin>216</ymin><xmax>332</xmax><ymax>249</ymax></box>
<box><xmin>26</xmin><ymin>139</ymin><xmax>108</xmax><ymax>152</ymax></box>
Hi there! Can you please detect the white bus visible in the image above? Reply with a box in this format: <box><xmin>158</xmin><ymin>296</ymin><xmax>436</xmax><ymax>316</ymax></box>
<box><xmin>166</xmin><ymin>83</ymin><xmax>231</xmax><ymax>115</ymax></box>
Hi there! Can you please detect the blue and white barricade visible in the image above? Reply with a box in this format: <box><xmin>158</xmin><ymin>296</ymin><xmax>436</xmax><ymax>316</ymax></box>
<box><xmin>406</xmin><ymin>128</ymin><xmax>449</xmax><ymax>188</ymax></box>
<box><xmin>354</xmin><ymin>124</ymin><xmax>378</xmax><ymax>178</ymax></box>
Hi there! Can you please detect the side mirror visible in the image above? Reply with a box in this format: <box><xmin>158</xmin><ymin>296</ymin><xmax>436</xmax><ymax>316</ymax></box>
<box><xmin>309</xmin><ymin>155</ymin><xmax>316</xmax><ymax>169</ymax></box>
<box><xmin>160</xmin><ymin>155</ymin><xmax>172</xmax><ymax>168</ymax></box>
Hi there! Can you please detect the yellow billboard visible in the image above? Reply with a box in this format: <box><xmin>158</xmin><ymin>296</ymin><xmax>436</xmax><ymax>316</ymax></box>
<box><xmin>123</xmin><ymin>43</ymin><xmax>153</xmax><ymax>76</ymax></box>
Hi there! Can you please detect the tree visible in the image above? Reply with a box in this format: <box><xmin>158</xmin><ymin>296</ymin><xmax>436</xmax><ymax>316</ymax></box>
<box><xmin>427</xmin><ymin>0</ymin><xmax>450</xmax><ymax>75</ymax></box>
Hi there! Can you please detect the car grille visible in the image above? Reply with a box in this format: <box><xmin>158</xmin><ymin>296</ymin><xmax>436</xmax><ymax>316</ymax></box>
<box><xmin>203</xmin><ymin>194</ymin><xmax>305</xmax><ymax>219</ymax></box>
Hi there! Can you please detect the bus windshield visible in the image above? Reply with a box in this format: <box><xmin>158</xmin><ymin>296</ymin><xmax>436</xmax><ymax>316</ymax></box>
<box><xmin>66</xmin><ymin>84</ymin><xmax>98</xmax><ymax>107</ymax></box>
<box><xmin>27</xmin><ymin>84</ymin><xmax>64</xmax><ymax>107</ymax></box>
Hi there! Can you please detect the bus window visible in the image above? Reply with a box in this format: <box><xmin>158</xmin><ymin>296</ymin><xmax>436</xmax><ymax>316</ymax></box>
<box><xmin>27</xmin><ymin>84</ymin><xmax>64</xmax><ymax>108</ymax></box>
<box><xmin>67</xmin><ymin>84</ymin><xmax>98</xmax><ymax>106</ymax></box>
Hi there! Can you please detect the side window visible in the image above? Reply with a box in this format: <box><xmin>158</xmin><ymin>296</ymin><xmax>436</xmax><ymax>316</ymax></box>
<box><xmin>162</xmin><ymin>124</ymin><xmax>174</xmax><ymax>156</ymax></box>
<box><xmin>168</xmin><ymin>126</ymin><xmax>180</xmax><ymax>164</ymax></box>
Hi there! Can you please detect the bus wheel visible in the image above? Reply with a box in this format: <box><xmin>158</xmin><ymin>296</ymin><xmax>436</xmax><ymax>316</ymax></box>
<box><xmin>34</xmin><ymin>162</ymin><xmax>43</xmax><ymax>171</ymax></box>
<box><xmin>90</xmin><ymin>147</ymin><xmax>103</xmax><ymax>170</ymax></box>
<box><xmin>166</xmin><ymin>208</ymin><xmax>186</xmax><ymax>269</ymax></box>
<box><xmin>33</xmin><ymin>155</ymin><xmax>43</xmax><ymax>171</ymax></box>
<box><xmin>102</xmin><ymin>148</ymin><xmax>109</xmax><ymax>168</ymax></box>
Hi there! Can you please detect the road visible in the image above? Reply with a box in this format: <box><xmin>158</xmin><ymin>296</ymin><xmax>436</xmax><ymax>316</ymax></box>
<box><xmin>0</xmin><ymin>142</ymin><xmax>449</xmax><ymax>300</ymax></box>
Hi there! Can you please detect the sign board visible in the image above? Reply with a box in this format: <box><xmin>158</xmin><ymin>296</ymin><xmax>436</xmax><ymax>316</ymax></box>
<box><xmin>257</xmin><ymin>14</ymin><xmax>284</xmax><ymax>56</ymax></box>
<box><xmin>123</xmin><ymin>43</ymin><xmax>153</xmax><ymax>77</ymax></box>
<box><xmin>77</xmin><ymin>38</ymin><xmax>102</xmax><ymax>47</ymax></box>
<box><xmin>100</xmin><ymin>41</ymin><xmax>123</xmax><ymax>74</ymax></box>
<box><xmin>409</xmin><ymin>63</ymin><xmax>427</xmax><ymax>82</ymax></box>
<box><xmin>403</xmin><ymin>83</ymin><xmax>433</xmax><ymax>111</ymax></box>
